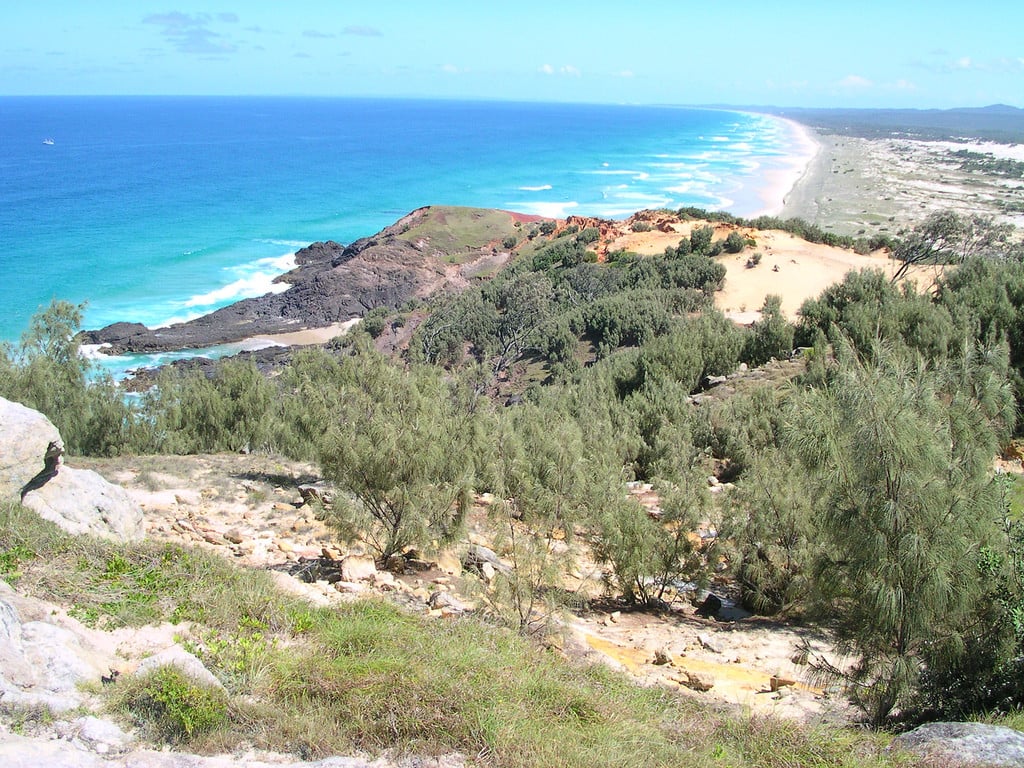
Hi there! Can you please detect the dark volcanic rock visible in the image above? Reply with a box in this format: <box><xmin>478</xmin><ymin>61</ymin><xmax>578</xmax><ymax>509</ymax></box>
<box><xmin>79</xmin><ymin>322</ymin><xmax>151</xmax><ymax>347</ymax></box>
<box><xmin>83</xmin><ymin>206</ymin><xmax>518</xmax><ymax>354</ymax></box>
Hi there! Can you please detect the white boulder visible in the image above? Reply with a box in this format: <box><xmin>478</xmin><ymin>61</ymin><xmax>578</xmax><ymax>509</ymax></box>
<box><xmin>0</xmin><ymin>396</ymin><xmax>61</xmax><ymax>500</ymax></box>
<box><xmin>21</xmin><ymin>466</ymin><xmax>145</xmax><ymax>542</ymax></box>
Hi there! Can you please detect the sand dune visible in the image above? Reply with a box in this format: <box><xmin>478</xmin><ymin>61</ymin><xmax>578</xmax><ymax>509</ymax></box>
<box><xmin>610</xmin><ymin>218</ymin><xmax>936</xmax><ymax>322</ymax></box>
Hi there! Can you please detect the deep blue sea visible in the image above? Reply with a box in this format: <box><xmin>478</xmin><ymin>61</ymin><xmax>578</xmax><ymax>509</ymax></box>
<box><xmin>0</xmin><ymin>97</ymin><xmax>805</xmax><ymax>348</ymax></box>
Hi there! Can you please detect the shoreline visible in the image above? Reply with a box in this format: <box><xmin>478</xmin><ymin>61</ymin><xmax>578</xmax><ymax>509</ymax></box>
<box><xmin>239</xmin><ymin>319</ymin><xmax>360</xmax><ymax>349</ymax></box>
<box><xmin>747</xmin><ymin>115</ymin><xmax>822</xmax><ymax>218</ymax></box>
<box><xmin>778</xmin><ymin>129</ymin><xmax>1024</xmax><ymax>236</ymax></box>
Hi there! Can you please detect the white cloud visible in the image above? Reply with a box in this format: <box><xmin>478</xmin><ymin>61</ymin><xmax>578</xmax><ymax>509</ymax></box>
<box><xmin>538</xmin><ymin>63</ymin><xmax>580</xmax><ymax>77</ymax></box>
<box><xmin>836</xmin><ymin>74</ymin><xmax>873</xmax><ymax>89</ymax></box>
<box><xmin>441</xmin><ymin>63</ymin><xmax>461</xmax><ymax>74</ymax></box>
<box><xmin>615</xmin><ymin>70</ymin><xmax>634</xmax><ymax>78</ymax></box>
<box><xmin>993</xmin><ymin>57</ymin><xmax>1024</xmax><ymax>72</ymax></box>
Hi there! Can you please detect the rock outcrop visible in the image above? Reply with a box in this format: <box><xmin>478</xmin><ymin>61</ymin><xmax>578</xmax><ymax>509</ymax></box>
<box><xmin>21</xmin><ymin>466</ymin><xmax>145</xmax><ymax>542</ymax></box>
<box><xmin>891</xmin><ymin>721</ymin><xmax>1024</xmax><ymax>767</ymax></box>
<box><xmin>134</xmin><ymin>645</ymin><xmax>225</xmax><ymax>691</ymax></box>
<box><xmin>0</xmin><ymin>729</ymin><xmax>464</xmax><ymax>768</ymax></box>
<box><xmin>0</xmin><ymin>397</ymin><xmax>144</xmax><ymax>542</ymax></box>
<box><xmin>0</xmin><ymin>581</ymin><xmax>114</xmax><ymax>713</ymax></box>
<box><xmin>82</xmin><ymin>206</ymin><xmax>525</xmax><ymax>354</ymax></box>
<box><xmin>0</xmin><ymin>396</ymin><xmax>62</xmax><ymax>499</ymax></box>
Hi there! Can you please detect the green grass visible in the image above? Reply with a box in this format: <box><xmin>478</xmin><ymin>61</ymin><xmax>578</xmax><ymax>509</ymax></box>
<box><xmin>1006</xmin><ymin>474</ymin><xmax>1024</xmax><ymax>520</ymax></box>
<box><xmin>395</xmin><ymin>206</ymin><xmax>524</xmax><ymax>263</ymax></box>
<box><xmin>112</xmin><ymin>666</ymin><xmax>228</xmax><ymax>743</ymax></box>
<box><xmin>1</xmin><ymin>500</ymin><xmax>921</xmax><ymax>766</ymax></box>
<box><xmin>0</xmin><ymin>502</ymin><xmax>297</xmax><ymax>632</ymax></box>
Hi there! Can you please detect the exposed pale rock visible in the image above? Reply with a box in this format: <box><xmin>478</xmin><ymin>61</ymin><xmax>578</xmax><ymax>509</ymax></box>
<box><xmin>769</xmin><ymin>674</ymin><xmax>796</xmax><ymax>691</ymax></box>
<box><xmin>428</xmin><ymin>591</ymin><xmax>470</xmax><ymax>613</ymax></box>
<box><xmin>463</xmin><ymin>544</ymin><xmax>511</xmax><ymax>577</ymax></box>
<box><xmin>697</xmin><ymin>633</ymin><xmax>723</xmax><ymax>654</ymax></box>
<box><xmin>22</xmin><ymin>466</ymin><xmax>145</xmax><ymax>542</ymax></box>
<box><xmin>434</xmin><ymin>550</ymin><xmax>462</xmax><ymax>575</ymax></box>
<box><xmin>676</xmin><ymin>669</ymin><xmax>714</xmax><ymax>692</ymax></box>
<box><xmin>0</xmin><ymin>593</ymin><xmax>111</xmax><ymax>712</ymax></box>
<box><xmin>372</xmin><ymin>571</ymin><xmax>397</xmax><ymax>590</ymax></box>
<box><xmin>890</xmin><ymin>722</ymin><xmax>1024</xmax><ymax>767</ymax></box>
<box><xmin>56</xmin><ymin>716</ymin><xmax>133</xmax><ymax>753</ymax></box>
<box><xmin>322</xmin><ymin>545</ymin><xmax>344</xmax><ymax>561</ymax></box>
<box><xmin>0</xmin><ymin>728</ymin><xmax>466</xmax><ymax>766</ymax></box>
<box><xmin>134</xmin><ymin>646</ymin><xmax>224</xmax><ymax>691</ymax></box>
<box><xmin>224</xmin><ymin>528</ymin><xmax>246</xmax><ymax>545</ymax></box>
<box><xmin>341</xmin><ymin>554</ymin><xmax>378</xmax><ymax>582</ymax></box>
<box><xmin>334</xmin><ymin>581</ymin><xmax>367</xmax><ymax>594</ymax></box>
<box><xmin>0</xmin><ymin>396</ymin><xmax>61</xmax><ymax>500</ymax></box>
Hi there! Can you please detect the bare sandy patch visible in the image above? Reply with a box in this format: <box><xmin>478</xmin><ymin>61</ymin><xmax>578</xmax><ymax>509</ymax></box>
<box><xmin>610</xmin><ymin>220</ymin><xmax>937</xmax><ymax>321</ymax></box>
<box><xmin>712</xmin><ymin>231</ymin><xmax>937</xmax><ymax>320</ymax></box>
<box><xmin>243</xmin><ymin>319</ymin><xmax>360</xmax><ymax>348</ymax></box>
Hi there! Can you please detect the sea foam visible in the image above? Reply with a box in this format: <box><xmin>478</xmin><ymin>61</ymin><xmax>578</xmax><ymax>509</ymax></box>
<box><xmin>184</xmin><ymin>251</ymin><xmax>296</xmax><ymax>309</ymax></box>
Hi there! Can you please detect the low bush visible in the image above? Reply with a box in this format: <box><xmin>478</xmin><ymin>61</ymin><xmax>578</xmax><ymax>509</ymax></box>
<box><xmin>114</xmin><ymin>666</ymin><xmax>227</xmax><ymax>743</ymax></box>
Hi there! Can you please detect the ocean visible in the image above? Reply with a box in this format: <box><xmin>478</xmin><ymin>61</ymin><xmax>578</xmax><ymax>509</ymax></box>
<box><xmin>0</xmin><ymin>97</ymin><xmax>810</xmax><ymax>347</ymax></box>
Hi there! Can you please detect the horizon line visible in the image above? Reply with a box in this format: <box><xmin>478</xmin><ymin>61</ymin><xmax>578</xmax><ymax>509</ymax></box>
<box><xmin>1</xmin><ymin>94</ymin><xmax>1020</xmax><ymax>112</ymax></box>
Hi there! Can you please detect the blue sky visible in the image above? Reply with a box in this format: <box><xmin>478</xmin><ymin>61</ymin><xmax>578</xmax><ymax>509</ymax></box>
<box><xmin>3</xmin><ymin>1</ymin><xmax>1022</xmax><ymax>108</ymax></box>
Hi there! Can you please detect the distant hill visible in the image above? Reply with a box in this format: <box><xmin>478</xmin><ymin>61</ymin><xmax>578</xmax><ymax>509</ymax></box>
<box><xmin>744</xmin><ymin>105</ymin><xmax>1024</xmax><ymax>143</ymax></box>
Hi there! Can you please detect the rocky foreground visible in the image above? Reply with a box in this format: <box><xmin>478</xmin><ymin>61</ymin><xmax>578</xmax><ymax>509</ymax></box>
<box><xmin>5</xmin><ymin>394</ymin><xmax>1024</xmax><ymax>766</ymax></box>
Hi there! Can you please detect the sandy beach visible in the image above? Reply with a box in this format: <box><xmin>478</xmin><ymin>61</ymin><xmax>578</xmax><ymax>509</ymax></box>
<box><xmin>780</xmin><ymin>129</ymin><xmax>1024</xmax><ymax>236</ymax></box>
<box><xmin>240</xmin><ymin>319</ymin><xmax>360</xmax><ymax>349</ymax></box>
<box><xmin>749</xmin><ymin>116</ymin><xmax>822</xmax><ymax>218</ymax></box>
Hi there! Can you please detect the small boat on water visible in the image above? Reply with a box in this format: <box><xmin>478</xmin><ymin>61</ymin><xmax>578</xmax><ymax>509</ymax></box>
<box><xmin>42</xmin><ymin>138</ymin><xmax>55</xmax><ymax>145</ymax></box>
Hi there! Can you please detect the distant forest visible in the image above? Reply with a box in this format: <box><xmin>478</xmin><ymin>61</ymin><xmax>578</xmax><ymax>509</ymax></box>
<box><xmin>755</xmin><ymin>104</ymin><xmax>1024</xmax><ymax>143</ymax></box>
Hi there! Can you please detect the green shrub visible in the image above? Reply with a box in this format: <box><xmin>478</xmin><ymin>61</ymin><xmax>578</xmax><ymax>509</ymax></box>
<box><xmin>742</xmin><ymin>295</ymin><xmax>794</xmax><ymax>366</ymax></box>
<box><xmin>117</xmin><ymin>666</ymin><xmax>227</xmax><ymax>743</ymax></box>
<box><xmin>360</xmin><ymin>307</ymin><xmax>391</xmax><ymax>339</ymax></box>
<box><xmin>724</xmin><ymin>230</ymin><xmax>747</xmax><ymax>254</ymax></box>
<box><xmin>690</xmin><ymin>225</ymin><xmax>715</xmax><ymax>255</ymax></box>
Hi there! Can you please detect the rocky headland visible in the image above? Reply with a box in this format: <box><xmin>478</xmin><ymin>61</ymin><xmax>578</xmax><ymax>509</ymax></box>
<box><xmin>82</xmin><ymin>206</ymin><xmax>534</xmax><ymax>355</ymax></box>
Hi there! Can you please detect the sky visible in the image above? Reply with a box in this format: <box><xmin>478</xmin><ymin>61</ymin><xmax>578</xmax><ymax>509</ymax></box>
<box><xmin>3</xmin><ymin>1</ymin><xmax>1022</xmax><ymax>109</ymax></box>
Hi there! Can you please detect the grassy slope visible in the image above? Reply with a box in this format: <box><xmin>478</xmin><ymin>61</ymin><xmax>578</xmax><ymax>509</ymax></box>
<box><xmin>0</xmin><ymin>501</ymin><xmax>923</xmax><ymax>768</ymax></box>
<box><xmin>394</xmin><ymin>206</ymin><xmax>526</xmax><ymax>264</ymax></box>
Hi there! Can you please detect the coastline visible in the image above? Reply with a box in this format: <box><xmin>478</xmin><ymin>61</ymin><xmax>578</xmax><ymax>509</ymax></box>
<box><xmin>779</xmin><ymin>129</ymin><xmax>1024</xmax><ymax>236</ymax></box>
<box><xmin>240</xmin><ymin>320</ymin><xmax>360</xmax><ymax>349</ymax></box>
<box><xmin>748</xmin><ymin>115</ymin><xmax>822</xmax><ymax>218</ymax></box>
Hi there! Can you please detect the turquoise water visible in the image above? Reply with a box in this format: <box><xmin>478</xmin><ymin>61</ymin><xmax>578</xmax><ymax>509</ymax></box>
<box><xmin>0</xmin><ymin>97</ymin><xmax>803</xmax><ymax>344</ymax></box>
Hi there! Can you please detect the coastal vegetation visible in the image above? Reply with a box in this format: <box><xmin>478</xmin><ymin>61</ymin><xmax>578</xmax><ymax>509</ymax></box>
<box><xmin>2</xmin><ymin>505</ymin><xmax>916</xmax><ymax>766</ymax></box>
<box><xmin>3</xmin><ymin>205</ymin><xmax>1024</xmax><ymax>744</ymax></box>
